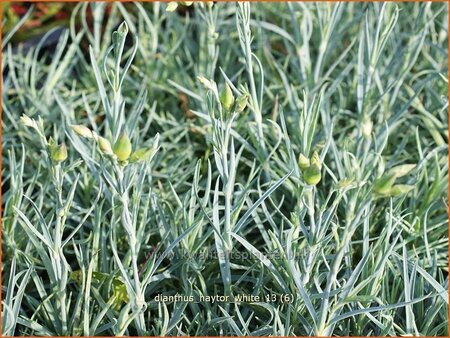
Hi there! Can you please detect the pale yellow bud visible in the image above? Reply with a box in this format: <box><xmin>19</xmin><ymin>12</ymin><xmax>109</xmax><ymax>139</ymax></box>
<box><xmin>361</xmin><ymin>116</ymin><xmax>373</xmax><ymax>138</ymax></box>
<box><xmin>298</xmin><ymin>153</ymin><xmax>310</xmax><ymax>170</ymax></box>
<box><xmin>388</xmin><ymin>164</ymin><xmax>416</xmax><ymax>178</ymax></box>
<box><xmin>71</xmin><ymin>125</ymin><xmax>93</xmax><ymax>139</ymax></box>
<box><xmin>98</xmin><ymin>136</ymin><xmax>113</xmax><ymax>155</ymax></box>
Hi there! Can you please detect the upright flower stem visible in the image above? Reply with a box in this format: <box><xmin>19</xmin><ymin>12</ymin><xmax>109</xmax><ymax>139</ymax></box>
<box><xmin>237</xmin><ymin>3</ymin><xmax>268</xmax><ymax>165</ymax></box>
<box><xmin>115</xmin><ymin>164</ymin><xmax>146</xmax><ymax>333</ymax></box>
<box><xmin>217</xmin><ymin>119</ymin><xmax>234</xmax><ymax>298</ymax></box>
<box><xmin>302</xmin><ymin>185</ymin><xmax>316</xmax><ymax>285</ymax></box>
<box><xmin>50</xmin><ymin>162</ymin><xmax>71</xmax><ymax>334</ymax></box>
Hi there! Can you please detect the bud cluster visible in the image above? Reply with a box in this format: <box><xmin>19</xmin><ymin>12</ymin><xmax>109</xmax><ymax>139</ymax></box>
<box><xmin>197</xmin><ymin>76</ymin><xmax>249</xmax><ymax>117</ymax></box>
<box><xmin>71</xmin><ymin>125</ymin><xmax>159</xmax><ymax>166</ymax></box>
<box><xmin>373</xmin><ymin>163</ymin><xmax>416</xmax><ymax>197</ymax></box>
<box><xmin>298</xmin><ymin>151</ymin><xmax>322</xmax><ymax>186</ymax></box>
<box><xmin>21</xmin><ymin>114</ymin><xmax>68</xmax><ymax>164</ymax></box>
<box><xmin>219</xmin><ymin>82</ymin><xmax>249</xmax><ymax>114</ymax></box>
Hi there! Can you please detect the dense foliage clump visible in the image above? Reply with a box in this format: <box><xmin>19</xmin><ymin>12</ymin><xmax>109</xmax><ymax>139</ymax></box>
<box><xmin>2</xmin><ymin>2</ymin><xmax>448</xmax><ymax>336</ymax></box>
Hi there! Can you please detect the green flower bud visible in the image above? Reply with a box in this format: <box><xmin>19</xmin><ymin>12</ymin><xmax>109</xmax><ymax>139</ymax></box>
<box><xmin>113</xmin><ymin>133</ymin><xmax>132</xmax><ymax>161</ymax></box>
<box><xmin>235</xmin><ymin>94</ymin><xmax>249</xmax><ymax>113</ymax></box>
<box><xmin>98</xmin><ymin>136</ymin><xmax>113</xmax><ymax>155</ymax></box>
<box><xmin>130</xmin><ymin>148</ymin><xmax>154</xmax><ymax>163</ymax></box>
<box><xmin>388</xmin><ymin>164</ymin><xmax>416</xmax><ymax>178</ymax></box>
<box><xmin>117</xmin><ymin>21</ymin><xmax>128</xmax><ymax>36</ymax></box>
<box><xmin>304</xmin><ymin>164</ymin><xmax>321</xmax><ymax>185</ymax></box>
<box><xmin>310</xmin><ymin>151</ymin><xmax>321</xmax><ymax>169</ymax></box>
<box><xmin>373</xmin><ymin>174</ymin><xmax>396</xmax><ymax>195</ymax></box>
<box><xmin>220</xmin><ymin>82</ymin><xmax>234</xmax><ymax>111</ymax></box>
<box><xmin>48</xmin><ymin>136</ymin><xmax>57</xmax><ymax>153</ymax></box>
<box><xmin>71</xmin><ymin>124</ymin><xmax>93</xmax><ymax>139</ymax></box>
<box><xmin>389</xmin><ymin>184</ymin><xmax>414</xmax><ymax>196</ymax></box>
<box><xmin>112</xmin><ymin>22</ymin><xmax>128</xmax><ymax>61</ymax></box>
<box><xmin>51</xmin><ymin>143</ymin><xmax>68</xmax><ymax>163</ymax></box>
<box><xmin>298</xmin><ymin>153</ymin><xmax>310</xmax><ymax>170</ymax></box>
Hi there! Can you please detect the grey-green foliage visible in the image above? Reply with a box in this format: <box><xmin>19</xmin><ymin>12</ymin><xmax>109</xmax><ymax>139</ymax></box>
<box><xmin>2</xmin><ymin>2</ymin><xmax>448</xmax><ymax>336</ymax></box>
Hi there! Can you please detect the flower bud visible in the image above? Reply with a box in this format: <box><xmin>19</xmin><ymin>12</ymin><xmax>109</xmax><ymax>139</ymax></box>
<box><xmin>298</xmin><ymin>153</ymin><xmax>310</xmax><ymax>170</ymax></box>
<box><xmin>377</xmin><ymin>157</ymin><xmax>385</xmax><ymax>177</ymax></box>
<box><xmin>389</xmin><ymin>184</ymin><xmax>414</xmax><ymax>196</ymax></box>
<box><xmin>130</xmin><ymin>148</ymin><xmax>154</xmax><ymax>163</ymax></box>
<box><xmin>98</xmin><ymin>136</ymin><xmax>113</xmax><ymax>155</ymax></box>
<box><xmin>197</xmin><ymin>76</ymin><xmax>215</xmax><ymax>90</ymax></box>
<box><xmin>388</xmin><ymin>164</ymin><xmax>416</xmax><ymax>178</ymax></box>
<box><xmin>51</xmin><ymin>143</ymin><xmax>68</xmax><ymax>163</ymax></box>
<box><xmin>361</xmin><ymin>116</ymin><xmax>373</xmax><ymax>138</ymax></box>
<box><xmin>117</xmin><ymin>21</ymin><xmax>128</xmax><ymax>36</ymax></box>
<box><xmin>48</xmin><ymin>137</ymin><xmax>57</xmax><ymax>153</ymax></box>
<box><xmin>303</xmin><ymin>164</ymin><xmax>321</xmax><ymax>185</ymax></box>
<box><xmin>235</xmin><ymin>94</ymin><xmax>248</xmax><ymax>113</ymax></box>
<box><xmin>373</xmin><ymin>174</ymin><xmax>396</xmax><ymax>195</ymax></box>
<box><xmin>220</xmin><ymin>82</ymin><xmax>234</xmax><ymax>111</ymax></box>
<box><xmin>310</xmin><ymin>151</ymin><xmax>321</xmax><ymax>169</ymax></box>
<box><xmin>71</xmin><ymin>125</ymin><xmax>93</xmax><ymax>139</ymax></box>
<box><xmin>113</xmin><ymin>133</ymin><xmax>132</xmax><ymax>161</ymax></box>
<box><xmin>112</xmin><ymin>22</ymin><xmax>128</xmax><ymax>61</ymax></box>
